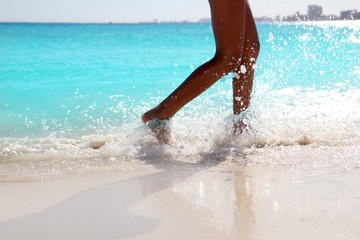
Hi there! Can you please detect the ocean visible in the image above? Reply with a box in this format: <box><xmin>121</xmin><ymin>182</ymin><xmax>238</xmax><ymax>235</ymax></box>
<box><xmin>1</xmin><ymin>21</ymin><xmax>360</xmax><ymax>181</ymax></box>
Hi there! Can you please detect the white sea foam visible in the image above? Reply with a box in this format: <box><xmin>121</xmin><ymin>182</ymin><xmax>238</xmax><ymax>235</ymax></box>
<box><xmin>1</xmin><ymin>86</ymin><xmax>360</xmax><ymax>181</ymax></box>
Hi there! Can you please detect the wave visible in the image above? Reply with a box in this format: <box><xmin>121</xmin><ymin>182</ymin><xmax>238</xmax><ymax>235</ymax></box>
<box><xmin>1</xmin><ymin>86</ymin><xmax>360</xmax><ymax>181</ymax></box>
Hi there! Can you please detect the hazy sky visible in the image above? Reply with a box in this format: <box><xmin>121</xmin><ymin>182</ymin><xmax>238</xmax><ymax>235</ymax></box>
<box><xmin>0</xmin><ymin>0</ymin><xmax>359</xmax><ymax>23</ymax></box>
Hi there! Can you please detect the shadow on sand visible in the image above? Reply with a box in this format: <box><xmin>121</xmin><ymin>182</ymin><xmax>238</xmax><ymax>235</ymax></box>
<box><xmin>0</xmin><ymin>140</ymin><xmax>247</xmax><ymax>240</ymax></box>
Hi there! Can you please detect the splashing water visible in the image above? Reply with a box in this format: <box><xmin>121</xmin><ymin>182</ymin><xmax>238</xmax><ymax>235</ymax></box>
<box><xmin>1</xmin><ymin>21</ymin><xmax>360</xmax><ymax>181</ymax></box>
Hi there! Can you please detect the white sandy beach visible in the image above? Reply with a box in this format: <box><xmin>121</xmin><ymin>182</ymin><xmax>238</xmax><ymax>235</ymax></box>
<box><xmin>1</xmin><ymin>162</ymin><xmax>360</xmax><ymax>240</ymax></box>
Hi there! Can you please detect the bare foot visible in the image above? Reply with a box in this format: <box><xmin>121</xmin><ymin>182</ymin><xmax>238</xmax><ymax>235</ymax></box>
<box><xmin>142</xmin><ymin>110</ymin><xmax>171</xmax><ymax>145</ymax></box>
<box><xmin>232</xmin><ymin>120</ymin><xmax>248</xmax><ymax>135</ymax></box>
<box><xmin>147</xmin><ymin>119</ymin><xmax>171</xmax><ymax>145</ymax></box>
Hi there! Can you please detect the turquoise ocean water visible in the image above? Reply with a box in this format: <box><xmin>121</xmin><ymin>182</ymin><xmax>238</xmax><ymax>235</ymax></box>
<box><xmin>1</xmin><ymin>21</ymin><xmax>360</xmax><ymax>181</ymax></box>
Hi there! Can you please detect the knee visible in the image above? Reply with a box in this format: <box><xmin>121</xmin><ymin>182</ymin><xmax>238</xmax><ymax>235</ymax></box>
<box><xmin>211</xmin><ymin>40</ymin><xmax>260</xmax><ymax>73</ymax></box>
<box><xmin>233</xmin><ymin>40</ymin><xmax>260</xmax><ymax>74</ymax></box>
<box><xmin>244</xmin><ymin>39</ymin><xmax>260</xmax><ymax>59</ymax></box>
<box><xmin>253</xmin><ymin>40</ymin><xmax>260</xmax><ymax>57</ymax></box>
<box><xmin>212</xmin><ymin>50</ymin><xmax>243</xmax><ymax>73</ymax></box>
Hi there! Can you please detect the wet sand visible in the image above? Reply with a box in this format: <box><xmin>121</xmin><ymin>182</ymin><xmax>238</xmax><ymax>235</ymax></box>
<box><xmin>1</xmin><ymin>164</ymin><xmax>360</xmax><ymax>240</ymax></box>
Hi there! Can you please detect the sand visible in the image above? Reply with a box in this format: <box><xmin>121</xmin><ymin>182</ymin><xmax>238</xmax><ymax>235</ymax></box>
<box><xmin>1</xmin><ymin>163</ymin><xmax>360</xmax><ymax>240</ymax></box>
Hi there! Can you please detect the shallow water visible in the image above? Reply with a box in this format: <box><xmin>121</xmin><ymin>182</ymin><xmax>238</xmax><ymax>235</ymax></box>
<box><xmin>1</xmin><ymin>21</ymin><xmax>360</xmax><ymax>181</ymax></box>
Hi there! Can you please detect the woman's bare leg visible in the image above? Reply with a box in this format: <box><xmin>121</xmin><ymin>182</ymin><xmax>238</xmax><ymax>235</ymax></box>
<box><xmin>232</xmin><ymin>2</ymin><xmax>260</xmax><ymax>133</ymax></box>
<box><xmin>142</xmin><ymin>0</ymin><xmax>247</xmax><ymax>124</ymax></box>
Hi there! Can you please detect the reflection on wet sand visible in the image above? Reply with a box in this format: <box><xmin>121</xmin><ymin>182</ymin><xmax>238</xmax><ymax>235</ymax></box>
<box><xmin>172</xmin><ymin>167</ymin><xmax>254</xmax><ymax>239</ymax></box>
<box><xmin>172</xmin><ymin>166</ymin><xmax>360</xmax><ymax>240</ymax></box>
<box><xmin>0</xmin><ymin>163</ymin><xmax>359</xmax><ymax>240</ymax></box>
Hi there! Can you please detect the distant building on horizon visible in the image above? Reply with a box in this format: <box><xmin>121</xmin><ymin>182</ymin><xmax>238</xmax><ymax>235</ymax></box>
<box><xmin>308</xmin><ymin>5</ymin><xmax>323</xmax><ymax>20</ymax></box>
<box><xmin>254</xmin><ymin>4</ymin><xmax>359</xmax><ymax>23</ymax></box>
<box><xmin>340</xmin><ymin>10</ymin><xmax>358</xmax><ymax>20</ymax></box>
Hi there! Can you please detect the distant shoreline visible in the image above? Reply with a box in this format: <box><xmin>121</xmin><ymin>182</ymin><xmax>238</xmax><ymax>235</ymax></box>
<box><xmin>0</xmin><ymin>21</ymin><xmax>204</xmax><ymax>25</ymax></box>
<box><xmin>1</xmin><ymin>19</ymin><xmax>360</xmax><ymax>25</ymax></box>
